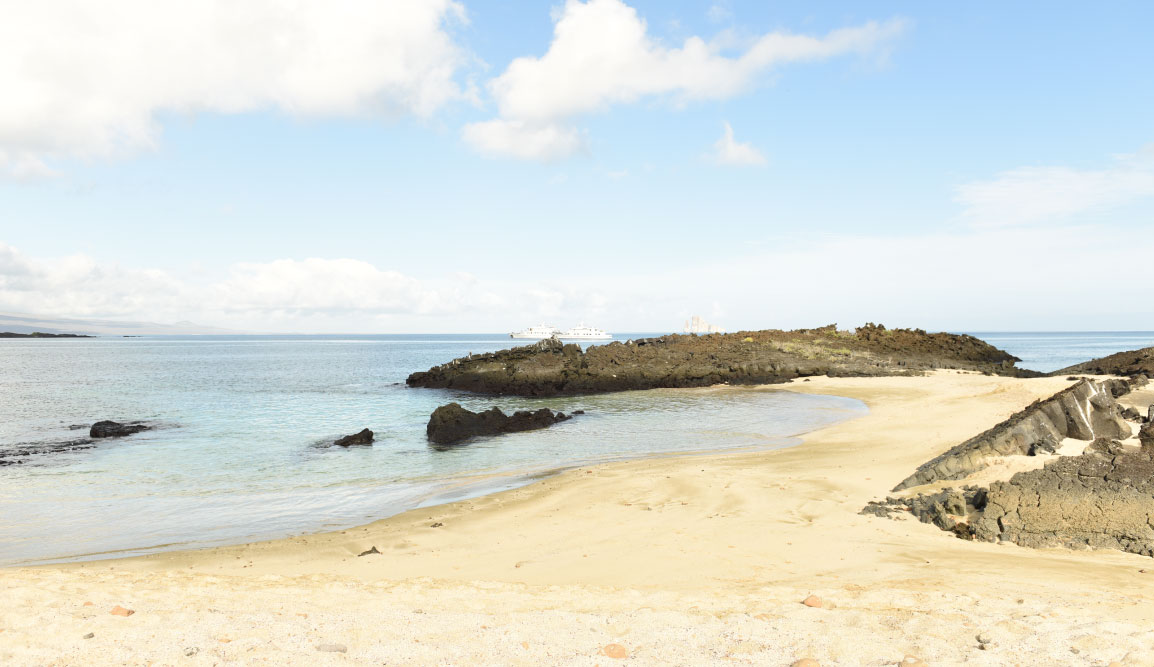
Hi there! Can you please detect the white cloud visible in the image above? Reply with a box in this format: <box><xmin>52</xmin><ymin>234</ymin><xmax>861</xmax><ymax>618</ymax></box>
<box><xmin>706</xmin><ymin>3</ymin><xmax>733</xmax><ymax>24</ymax></box>
<box><xmin>0</xmin><ymin>244</ymin><xmax>503</xmax><ymax>329</ymax></box>
<box><xmin>955</xmin><ymin>145</ymin><xmax>1154</xmax><ymax>227</ymax></box>
<box><xmin>461</xmin><ymin>119</ymin><xmax>585</xmax><ymax>161</ymax></box>
<box><xmin>708</xmin><ymin>122</ymin><xmax>766</xmax><ymax>166</ymax></box>
<box><xmin>0</xmin><ymin>0</ymin><xmax>472</xmax><ymax>175</ymax></box>
<box><xmin>491</xmin><ymin>0</ymin><xmax>904</xmax><ymax>121</ymax></box>
<box><xmin>467</xmin><ymin>0</ymin><xmax>904</xmax><ymax>160</ymax></box>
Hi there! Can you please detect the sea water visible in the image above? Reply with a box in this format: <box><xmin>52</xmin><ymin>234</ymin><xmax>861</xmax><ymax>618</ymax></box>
<box><xmin>968</xmin><ymin>331</ymin><xmax>1154</xmax><ymax>373</ymax></box>
<box><xmin>0</xmin><ymin>334</ymin><xmax>865</xmax><ymax>566</ymax></box>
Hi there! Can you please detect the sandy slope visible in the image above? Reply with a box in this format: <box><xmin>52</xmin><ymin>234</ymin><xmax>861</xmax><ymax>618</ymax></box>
<box><xmin>3</xmin><ymin>372</ymin><xmax>1153</xmax><ymax>665</ymax></box>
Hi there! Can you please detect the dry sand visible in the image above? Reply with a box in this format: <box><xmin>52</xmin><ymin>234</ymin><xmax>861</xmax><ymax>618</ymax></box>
<box><xmin>3</xmin><ymin>372</ymin><xmax>1154</xmax><ymax>665</ymax></box>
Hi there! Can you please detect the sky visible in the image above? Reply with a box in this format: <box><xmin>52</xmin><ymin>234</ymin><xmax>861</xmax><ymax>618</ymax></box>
<box><xmin>1</xmin><ymin>0</ymin><xmax>1152</xmax><ymax>333</ymax></box>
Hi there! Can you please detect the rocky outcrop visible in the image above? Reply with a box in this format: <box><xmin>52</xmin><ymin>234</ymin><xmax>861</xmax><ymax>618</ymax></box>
<box><xmin>1054</xmin><ymin>346</ymin><xmax>1154</xmax><ymax>378</ymax></box>
<box><xmin>862</xmin><ymin>487</ymin><xmax>987</xmax><ymax>539</ymax></box>
<box><xmin>89</xmin><ymin>421</ymin><xmax>151</xmax><ymax>438</ymax></box>
<box><xmin>892</xmin><ymin>379</ymin><xmax>1132</xmax><ymax>490</ymax></box>
<box><xmin>407</xmin><ymin>324</ymin><xmax>1035</xmax><ymax>397</ymax></box>
<box><xmin>868</xmin><ymin>443</ymin><xmax>1154</xmax><ymax>558</ymax></box>
<box><xmin>970</xmin><ymin>445</ymin><xmax>1154</xmax><ymax>556</ymax></box>
<box><xmin>333</xmin><ymin>428</ymin><xmax>374</xmax><ymax>446</ymax></box>
<box><xmin>426</xmin><ymin>403</ymin><xmax>572</xmax><ymax>445</ymax></box>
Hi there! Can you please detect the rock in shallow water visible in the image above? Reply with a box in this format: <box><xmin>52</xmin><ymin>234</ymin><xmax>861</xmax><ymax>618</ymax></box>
<box><xmin>426</xmin><ymin>403</ymin><xmax>571</xmax><ymax>446</ymax></box>
<box><xmin>333</xmin><ymin>428</ymin><xmax>373</xmax><ymax>447</ymax></box>
<box><xmin>89</xmin><ymin>420</ymin><xmax>150</xmax><ymax>439</ymax></box>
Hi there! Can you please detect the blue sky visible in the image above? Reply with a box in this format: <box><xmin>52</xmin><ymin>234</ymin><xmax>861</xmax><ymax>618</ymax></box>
<box><xmin>1</xmin><ymin>1</ymin><xmax>1152</xmax><ymax>332</ymax></box>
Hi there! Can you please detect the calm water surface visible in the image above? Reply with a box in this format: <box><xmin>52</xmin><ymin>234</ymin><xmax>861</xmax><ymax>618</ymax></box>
<box><xmin>0</xmin><ymin>334</ymin><xmax>865</xmax><ymax>566</ymax></box>
<box><xmin>967</xmin><ymin>331</ymin><xmax>1154</xmax><ymax>373</ymax></box>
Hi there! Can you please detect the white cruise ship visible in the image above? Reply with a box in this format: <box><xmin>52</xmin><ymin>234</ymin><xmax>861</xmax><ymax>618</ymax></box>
<box><xmin>558</xmin><ymin>325</ymin><xmax>611</xmax><ymax>340</ymax></box>
<box><xmin>510</xmin><ymin>324</ymin><xmax>561</xmax><ymax>339</ymax></box>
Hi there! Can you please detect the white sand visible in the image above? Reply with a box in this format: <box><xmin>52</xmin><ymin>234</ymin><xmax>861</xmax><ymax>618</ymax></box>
<box><xmin>3</xmin><ymin>372</ymin><xmax>1153</xmax><ymax>665</ymax></box>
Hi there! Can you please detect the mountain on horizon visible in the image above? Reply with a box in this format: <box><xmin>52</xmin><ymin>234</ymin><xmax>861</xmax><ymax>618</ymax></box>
<box><xmin>0</xmin><ymin>311</ymin><xmax>245</xmax><ymax>336</ymax></box>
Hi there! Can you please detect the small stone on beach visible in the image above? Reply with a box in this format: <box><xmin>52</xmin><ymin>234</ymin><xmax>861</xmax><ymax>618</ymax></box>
<box><xmin>82</xmin><ymin>601</ymin><xmax>93</xmax><ymax>606</ymax></box>
<box><xmin>357</xmin><ymin>546</ymin><xmax>380</xmax><ymax>556</ymax></box>
<box><xmin>317</xmin><ymin>643</ymin><xmax>348</xmax><ymax>653</ymax></box>
<box><xmin>109</xmin><ymin>606</ymin><xmax>134</xmax><ymax>617</ymax></box>
<box><xmin>82</xmin><ymin>632</ymin><xmax>94</xmax><ymax>639</ymax></box>
<box><xmin>601</xmin><ymin>643</ymin><xmax>628</xmax><ymax>659</ymax></box>
<box><xmin>802</xmin><ymin>595</ymin><xmax>822</xmax><ymax>608</ymax></box>
<box><xmin>184</xmin><ymin>647</ymin><xmax>199</xmax><ymax>657</ymax></box>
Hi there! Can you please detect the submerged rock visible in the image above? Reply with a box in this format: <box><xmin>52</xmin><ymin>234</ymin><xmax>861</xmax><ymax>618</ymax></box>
<box><xmin>407</xmin><ymin>324</ymin><xmax>1034</xmax><ymax>397</ymax></box>
<box><xmin>426</xmin><ymin>403</ymin><xmax>571</xmax><ymax>445</ymax></box>
<box><xmin>892</xmin><ymin>379</ymin><xmax>1132</xmax><ymax>490</ymax></box>
<box><xmin>89</xmin><ymin>421</ymin><xmax>150</xmax><ymax>439</ymax></box>
<box><xmin>333</xmin><ymin>428</ymin><xmax>374</xmax><ymax>447</ymax></box>
<box><xmin>0</xmin><ymin>438</ymin><xmax>95</xmax><ymax>466</ymax></box>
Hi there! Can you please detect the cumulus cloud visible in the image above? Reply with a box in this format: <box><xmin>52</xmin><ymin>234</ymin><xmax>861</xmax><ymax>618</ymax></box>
<box><xmin>460</xmin><ymin>119</ymin><xmax>585</xmax><ymax>161</ymax></box>
<box><xmin>708</xmin><ymin>122</ymin><xmax>766</xmax><ymax>166</ymax></box>
<box><xmin>0</xmin><ymin>0</ymin><xmax>472</xmax><ymax>175</ymax></box>
<box><xmin>0</xmin><ymin>244</ymin><xmax>503</xmax><ymax>329</ymax></box>
<box><xmin>955</xmin><ymin>145</ymin><xmax>1154</xmax><ymax>227</ymax></box>
<box><xmin>464</xmin><ymin>0</ymin><xmax>905</xmax><ymax>160</ymax></box>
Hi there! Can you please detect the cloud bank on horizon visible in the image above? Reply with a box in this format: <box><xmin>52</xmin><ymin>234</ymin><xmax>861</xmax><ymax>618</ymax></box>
<box><xmin>1</xmin><ymin>1</ymin><xmax>1152</xmax><ymax>332</ymax></box>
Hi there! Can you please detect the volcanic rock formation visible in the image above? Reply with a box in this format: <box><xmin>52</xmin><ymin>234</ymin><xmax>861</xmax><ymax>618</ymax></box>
<box><xmin>407</xmin><ymin>324</ymin><xmax>1034</xmax><ymax>397</ymax></box>
<box><xmin>1054</xmin><ymin>346</ymin><xmax>1154</xmax><ymax>378</ymax></box>
<box><xmin>89</xmin><ymin>421</ymin><xmax>151</xmax><ymax>438</ymax></box>
<box><xmin>426</xmin><ymin>403</ymin><xmax>572</xmax><ymax>446</ymax></box>
<box><xmin>892</xmin><ymin>379</ymin><xmax>1132</xmax><ymax>490</ymax></box>
<box><xmin>866</xmin><ymin>377</ymin><xmax>1154</xmax><ymax>558</ymax></box>
<box><xmin>333</xmin><ymin>429</ymin><xmax>374</xmax><ymax>447</ymax></box>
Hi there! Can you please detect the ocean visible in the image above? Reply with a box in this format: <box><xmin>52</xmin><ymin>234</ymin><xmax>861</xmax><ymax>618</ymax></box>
<box><xmin>1</xmin><ymin>330</ymin><xmax>1149</xmax><ymax>567</ymax></box>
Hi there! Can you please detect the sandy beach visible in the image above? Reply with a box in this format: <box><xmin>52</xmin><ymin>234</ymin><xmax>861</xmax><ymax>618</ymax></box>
<box><xmin>4</xmin><ymin>372</ymin><xmax>1154</xmax><ymax>665</ymax></box>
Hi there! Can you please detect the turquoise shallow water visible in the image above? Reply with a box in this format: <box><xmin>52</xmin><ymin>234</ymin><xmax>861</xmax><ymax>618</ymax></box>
<box><xmin>0</xmin><ymin>334</ymin><xmax>866</xmax><ymax>566</ymax></box>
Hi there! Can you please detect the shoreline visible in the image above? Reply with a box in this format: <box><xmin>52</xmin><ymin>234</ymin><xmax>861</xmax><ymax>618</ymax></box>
<box><xmin>4</xmin><ymin>371</ymin><xmax>1154</xmax><ymax>664</ymax></box>
<box><xmin>4</xmin><ymin>388</ymin><xmax>865</xmax><ymax>569</ymax></box>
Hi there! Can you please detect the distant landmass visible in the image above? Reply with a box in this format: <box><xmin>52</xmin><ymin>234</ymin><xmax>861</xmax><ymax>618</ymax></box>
<box><xmin>0</xmin><ymin>331</ymin><xmax>93</xmax><ymax>338</ymax></box>
<box><xmin>0</xmin><ymin>311</ymin><xmax>245</xmax><ymax>336</ymax></box>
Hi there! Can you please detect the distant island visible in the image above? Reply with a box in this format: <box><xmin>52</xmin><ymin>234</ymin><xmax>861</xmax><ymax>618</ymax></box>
<box><xmin>0</xmin><ymin>331</ymin><xmax>92</xmax><ymax>338</ymax></box>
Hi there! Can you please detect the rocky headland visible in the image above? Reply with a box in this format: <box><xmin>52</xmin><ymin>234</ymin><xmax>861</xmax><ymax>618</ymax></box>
<box><xmin>1053</xmin><ymin>345</ymin><xmax>1154</xmax><ymax>378</ymax></box>
<box><xmin>407</xmin><ymin>324</ymin><xmax>1035</xmax><ymax>396</ymax></box>
<box><xmin>426</xmin><ymin>403</ymin><xmax>573</xmax><ymax>445</ymax></box>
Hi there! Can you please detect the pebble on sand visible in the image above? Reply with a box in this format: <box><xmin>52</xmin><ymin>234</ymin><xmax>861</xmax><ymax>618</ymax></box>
<box><xmin>82</xmin><ymin>633</ymin><xmax>94</xmax><ymax>640</ymax></box>
<box><xmin>317</xmin><ymin>643</ymin><xmax>348</xmax><ymax>653</ymax></box>
<box><xmin>601</xmin><ymin>643</ymin><xmax>628</xmax><ymax>659</ymax></box>
<box><xmin>801</xmin><ymin>595</ymin><xmax>823</xmax><ymax>608</ymax></box>
<box><xmin>109</xmin><ymin>606</ymin><xmax>134</xmax><ymax>617</ymax></box>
